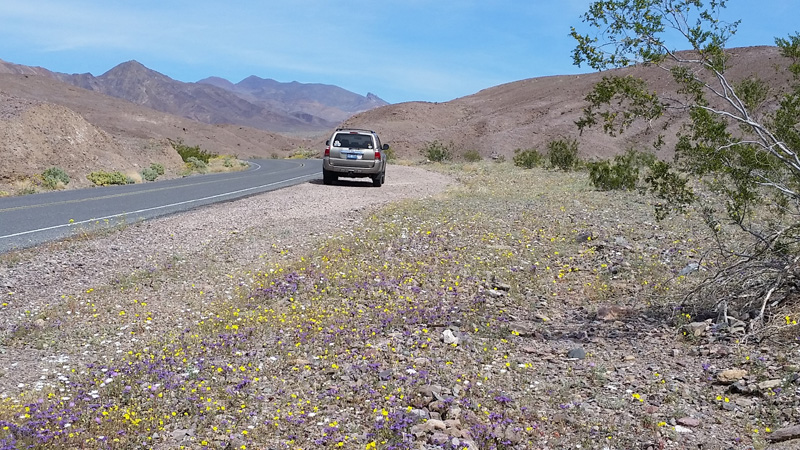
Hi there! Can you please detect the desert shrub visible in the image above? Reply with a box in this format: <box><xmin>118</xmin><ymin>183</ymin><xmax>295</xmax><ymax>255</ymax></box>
<box><xmin>547</xmin><ymin>138</ymin><xmax>579</xmax><ymax>171</ymax></box>
<box><xmin>170</xmin><ymin>138</ymin><xmax>216</xmax><ymax>163</ymax></box>
<box><xmin>420</xmin><ymin>140</ymin><xmax>453</xmax><ymax>162</ymax></box>
<box><xmin>587</xmin><ymin>148</ymin><xmax>653</xmax><ymax>191</ymax></box>
<box><xmin>140</xmin><ymin>167</ymin><xmax>159</xmax><ymax>182</ymax></box>
<box><xmin>463</xmin><ymin>149</ymin><xmax>482</xmax><ymax>162</ymax></box>
<box><xmin>383</xmin><ymin>145</ymin><xmax>397</xmax><ymax>161</ymax></box>
<box><xmin>513</xmin><ymin>148</ymin><xmax>543</xmax><ymax>169</ymax></box>
<box><xmin>186</xmin><ymin>157</ymin><xmax>208</xmax><ymax>172</ymax></box>
<box><xmin>644</xmin><ymin>161</ymin><xmax>696</xmax><ymax>221</ymax></box>
<box><xmin>87</xmin><ymin>171</ymin><xmax>131</xmax><ymax>186</ymax></box>
<box><xmin>150</xmin><ymin>163</ymin><xmax>165</xmax><ymax>175</ymax></box>
<box><xmin>223</xmin><ymin>158</ymin><xmax>234</xmax><ymax>168</ymax></box>
<box><xmin>623</xmin><ymin>147</ymin><xmax>657</xmax><ymax>168</ymax></box>
<box><xmin>41</xmin><ymin>167</ymin><xmax>70</xmax><ymax>189</ymax></box>
<box><xmin>289</xmin><ymin>147</ymin><xmax>317</xmax><ymax>159</ymax></box>
<box><xmin>572</xmin><ymin>2</ymin><xmax>800</xmax><ymax>331</ymax></box>
<box><xmin>588</xmin><ymin>158</ymin><xmax>638</xmax><ymax>191</ymax></box>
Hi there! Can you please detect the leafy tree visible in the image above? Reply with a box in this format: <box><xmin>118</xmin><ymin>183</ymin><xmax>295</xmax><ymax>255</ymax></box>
<box><xmin>571</xmin><ymin>1</ymin><xmax>800</xmax><ymax>331</ymax></box>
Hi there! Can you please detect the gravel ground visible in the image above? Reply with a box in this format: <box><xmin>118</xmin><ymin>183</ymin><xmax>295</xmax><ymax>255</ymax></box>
<box><xmin>1</xmin><ymin>163</ymin><xmax>799</xmax><ymax>450</ymax></box>
<box><xmin>0</xmin><ymin>164</ymin><xmax>453</xmax><ymax>398</ymax></box>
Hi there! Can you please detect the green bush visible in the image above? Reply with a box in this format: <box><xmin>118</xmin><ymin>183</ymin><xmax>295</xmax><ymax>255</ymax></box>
<box><xmin>547</xmin><ymin>138</ymin><xmax>579</xmax><ymax>171</ymax></box>
<box><xmin>588</xmin><ymin>159</ymin><xmax>638</xmax><ymax>191</ymax></box>
<box><xmin>223</xmin><ymin>158</ymin><xmax>234</xmax><ymax>168</ymax></box>
<box><xmin>141</xmin><ymin>167</ymin><xmax>159</xmax><ymax>182</ymax></box>
<box><xmin>288</xmin><ymin>147</ymin><xmax>317</xmax><ymax>159</ymax></box>
<box><xmin>382</xmin><ymin>145</ymin><xmax>397</xmax><ymax>161</ymax></box>
<box><xmin>170</xmin><ymin>139</ymin><xmax>216</xmax><ymax>163</ymax></box>
<box><xmin>622</xmin><ymin>147</ymin><xmax>656</xmax><ymax>168</ymax></box>
<box><xmin>420</xmin><ymin>140</ymin><xmax>453</xmax><ymax>162</ymax></box>
<box><xmin>150</xmin><ymin>163</ymin><xmax>165</xmax><ymax>176</ymax></box>
<box><xmin>87</xmin><ymin>171</ymin><xmax>132</xmax><ymax>186</ymax></box>
<box><xmin>463</xmin><ymin>149</ymin><xmax>482</xmax><ymax>162</ymax></box>
<box><xmin>588</xmin><ymin>148</ymin><xmax>657</xmax><ymax>191</ymax></box>
<box><xmin>513</xmin><ymin>148</ymin><xmax>543</xmax><ymax>169</ymax></box>
<box><xmin>186</xmin><ymin>157</ymin><xmax>208</xmax><ymax>172</ymax></box>
<box><xmin>645</xmin><ymin>161</ymin><xmax>696</xmax><ymax>220</ymax></box>
<box><xmin>41</xmin><ymin>167</ymin><xmax>70</xmax><ymax>189</ymax></box>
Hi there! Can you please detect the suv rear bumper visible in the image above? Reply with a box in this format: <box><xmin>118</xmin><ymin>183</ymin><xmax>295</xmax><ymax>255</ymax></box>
<box><xmin>323</xmin><ymin>158</ymin><xmax>383</xmax><ymax>177</ymax></box>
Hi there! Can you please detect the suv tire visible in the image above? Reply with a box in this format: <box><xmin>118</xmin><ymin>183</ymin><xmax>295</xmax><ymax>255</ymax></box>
<box><xmin>372</xmin><ymin>171</ymin><xmax>384</xmax><ymax>187</ymax></box>
<box><xmin>323</xmin><ymin>169</ymin><xmax>337</xmax><ymax>185</ymax></box>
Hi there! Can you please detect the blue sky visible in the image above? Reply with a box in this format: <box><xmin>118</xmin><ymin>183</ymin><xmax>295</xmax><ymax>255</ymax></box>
<box><xmin>0</xmin><ymin>1</ymin><xmax>796</xmax><ymax>104</ymax></box>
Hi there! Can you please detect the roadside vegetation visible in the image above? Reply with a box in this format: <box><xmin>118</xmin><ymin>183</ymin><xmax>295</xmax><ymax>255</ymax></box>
<box><xmin>0</xmin><ymin>167</ymin><xmax>72</xmax><ymax>196</ymax></box>
<box><xmin>2</xmin><ymin>1</ymin><xmax>799</xmax><ymax>447</ymax></box>
<box><xmin>169</xmin><ymin>138</ymin><xmax>248</xmax><ymax>175</ymax></box>
<box><xmin>288</xmin><ymin>147</ymin><xmax>318</xmax><ymax>159</ymax></box>
<box><xmin>1</xmin><ymin>158</ymin><xmax>797</xmax><ymax>449</ymax></box>
<box><xmin>41</xmin><ymin>167</ymin><xmax>70</xmax><ymax>190</ymax></box>
<box><xmin>571</xmin><ymin>0</ymin><xmax>800</xmax><ymax>339</ymax></box>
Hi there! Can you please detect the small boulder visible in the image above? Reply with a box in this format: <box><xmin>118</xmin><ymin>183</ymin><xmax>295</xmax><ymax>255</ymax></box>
<box><xmin>677</xmin><ymin>417</ymin><xmax>701</xmax><ymax>427</ymax></box>
<box><xmin>567</xmin><ymin>347</ymin><xmax>586</xmax><ymax>360</ymax></box>
<box><xmin>757</xmin><ymin>379</ymin><xmax>782</xmax><ymax>391</ymax></box>
<box><xmin>442</xmin><ymin>329</ymin><xmax>460</xmax><ymax>345</ymax></box>
<box><xmin>685</xmin><ymin>322</ymin><xmax>709</xmax><ymax>337</ymax></box>
<box><xmin>716</xmin><ymin>369</ymin><xmax>747</xmax><ymax>384</ymax></box>
<box><xmin>596</xmin><ymin>305</ymin><xmax>629</xmax><ymax>321</ymax></box>
<box><xmin>767</xmin><ymin>425</ymin><xmax>800</xmax><ymax>443</ymax></box>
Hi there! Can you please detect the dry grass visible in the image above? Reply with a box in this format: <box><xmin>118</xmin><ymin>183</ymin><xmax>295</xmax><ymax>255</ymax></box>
<box><xmin>0</xmin><ymin>162</ymin><xmax>798</xmax><ymax>449</ymax></box>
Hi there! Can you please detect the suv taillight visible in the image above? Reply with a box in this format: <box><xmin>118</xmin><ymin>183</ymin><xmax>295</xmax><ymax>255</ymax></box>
<box><xmin>324</xmin><ymin>146</ymin><xmax>330</xmax><ymax>157</ymax></box>
<box><xmin>375</xmin><ymin>150</ymin><xmax>381</xmax><ymax>160</ymax></box>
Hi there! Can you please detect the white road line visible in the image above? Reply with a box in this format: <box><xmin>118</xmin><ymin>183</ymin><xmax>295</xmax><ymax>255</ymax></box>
<box><xmin>0</xmin><ymin>170</ymin><xmax>317</xmax><ymax>240</ymax></box>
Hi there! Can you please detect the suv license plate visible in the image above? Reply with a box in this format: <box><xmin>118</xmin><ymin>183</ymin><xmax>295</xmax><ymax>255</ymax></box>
<box><xmin>346</xmin><ymin>154</ymin><xmax>360</xmax><ymax>160</ymax></box>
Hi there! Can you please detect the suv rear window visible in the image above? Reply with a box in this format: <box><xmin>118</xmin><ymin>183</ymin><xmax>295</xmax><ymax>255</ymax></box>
<box><xmin>332</xmin><ymin>133</ymin><xmax>374</xmax><ymax>149</ymax></box>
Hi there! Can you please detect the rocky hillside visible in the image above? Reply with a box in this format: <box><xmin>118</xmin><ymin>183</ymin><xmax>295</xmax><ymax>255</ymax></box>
<box><xmin>0</xmin><ymin>58</ymin><xmax>386</xmax><ymax>134</ymax></box>
<box><xmin>0</xmin><ymin>72</ymin><xmax>307</xmax><ymax>192</ymax></box>
<box><xmin>343</xmin><ymin>46</ymin><xmax>792</xmax><ymax>160</ymax></box>
<box><xmin>0</xmin><ymin>46</ymin><xmax>792</xmax><ymax>193</ymax></box>
<box><xmin>60</xmin><ymin>61</ymin><xmax>335</xmax><ymax>134</ymax></box>
<box><xmin>0</xmin><ymin>92</ymin><xmax>182</xmax><ymax>189</ymax></box>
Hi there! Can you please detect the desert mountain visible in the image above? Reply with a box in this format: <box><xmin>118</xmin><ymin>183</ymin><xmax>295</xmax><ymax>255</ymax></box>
<box><xmin>0</xmin><ymin>46</ymin><xmax>792</xmax><ymax>193</ymax></box>
<box><xmin>59</xmin><ymin>61</ymin><xmax>334</xmax><ymax>134</ymax></box>
<box><xmin>0</xmin><ymin>65</ymin><xmax>307</xmax><ymax>190</ymax></box>
<box><xmin>198</xmin><ymin>75</ymin><xmax>388</xmax><ymax>125</ymax></box>
<box><xmin>343</xmin><ymin>46</ymin><xmax>792</xmax><ymax>161</ymax></box>
<box><xmin>0</xmin><ymin>59</ymin><xmax>387</xmax><ymax>135</ymax></box>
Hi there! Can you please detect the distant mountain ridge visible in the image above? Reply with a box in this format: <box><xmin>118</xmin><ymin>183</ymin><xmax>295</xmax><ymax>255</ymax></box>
<box><xmin>2</xmin><ymin>46</ymin><xmax>788</xmax><ymax>173</ymax></box>
<box><xmin>197</xmin><ymin>75</ymin><xmax>388</xmax><ymax>125</ymax></box>
<box><xmin>0</xmin><ymin>59</ymin><xmax>388</xmax><ymax>134</ymax></box>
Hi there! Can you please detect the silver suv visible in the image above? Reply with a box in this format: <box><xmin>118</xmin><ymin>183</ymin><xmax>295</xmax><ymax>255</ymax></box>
<box><xmin>322</xmin><ymin>128</ymin><xmax>388</xmax><ymax>187</ymax></box>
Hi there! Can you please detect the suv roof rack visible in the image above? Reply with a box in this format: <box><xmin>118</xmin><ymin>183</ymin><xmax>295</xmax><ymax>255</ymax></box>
<box><xmin>335</xmin><ymin>128</ymin><xmax>376</xmax><ymax>134</ymax></box>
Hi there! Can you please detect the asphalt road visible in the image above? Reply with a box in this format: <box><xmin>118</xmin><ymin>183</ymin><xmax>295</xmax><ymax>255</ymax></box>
<box><xmin>0</xmin><ymin>159</ymin><xmax>320</xmax><ymax>253</ymax></box>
